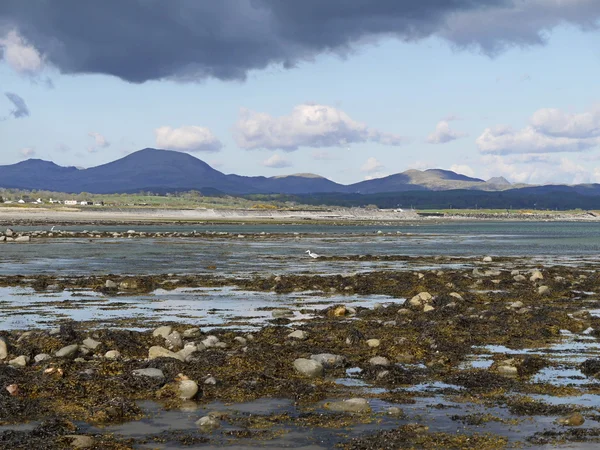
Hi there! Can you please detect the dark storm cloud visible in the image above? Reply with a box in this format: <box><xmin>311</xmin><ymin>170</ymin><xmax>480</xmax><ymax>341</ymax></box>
<box><xmin>5</xmin><ymin>92</ymin><xmax>29</xmax><ymax>118</ymax></box>
<box><xmin>0</xmin><ymin>0</ymin><xmax>598</xmax><ymax>83</ymax></box>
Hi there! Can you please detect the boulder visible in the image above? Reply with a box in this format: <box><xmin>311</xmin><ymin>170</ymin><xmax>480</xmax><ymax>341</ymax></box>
<box><xmin>293</xmin><ymin>358</ymin><xmax>323</xmax><ymax>378</ymax></box>
<box><xmin>55</xmin><ymin>344</ymin><xmax>79</xmax><ymax>358</ymax></box>
<box><xmin>310</xmin><ymin>353</ymin><xmax>346</xmax><ymax>368</ymax></box>
<box><xmin>148</xmin><ymin>346</ymin><xmax>184</xmax><ymax>362</ymax></box>
<box><xmin>153</xmin><ymin>326</ymin><xmax>172</xmax><ymax>339</ymax></box>
<box><xmin>325</xmin><ymin>398</ymin><xmax>371</xmax><ymax>413</ymax></box>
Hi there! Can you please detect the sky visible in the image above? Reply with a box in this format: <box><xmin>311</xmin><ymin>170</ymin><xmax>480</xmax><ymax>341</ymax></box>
<box><xmin>1</xmin><ymin>1</ymin><xmax>600</xmax><ymax>186</ymax></box>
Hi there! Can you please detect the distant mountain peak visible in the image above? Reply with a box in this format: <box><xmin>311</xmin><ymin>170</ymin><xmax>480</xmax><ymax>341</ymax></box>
<box><xmin>487</xmin><ymin>176</ymin><xmax>511</xmax><ymax>186</ymax></box>
<box><xmin>271</xmin><ymin>173</ymin><xmax>324</xmax><ymax>179</ymax></box>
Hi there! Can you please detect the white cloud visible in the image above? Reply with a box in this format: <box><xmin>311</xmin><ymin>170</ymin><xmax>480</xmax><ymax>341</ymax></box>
<box><xmin>19</xmin><ymin>147</ymin><xmax>35</xmax><ymax>158</ymax></box>
<box><xmin>0</xmin><ymin>30</ymin><xmax>44</xmax><ymax>75</ymax></box>
<box><xmin>155</xmin><ymin>125</ymin><xmax>222</xmax><ymax>153</ymax></box>
<box><xmin>449</xmin><ymin>164</ymin><xmax>475</xmax><ymax>177</ymax></box>
<box><xmin>530</xmin><ymin>107</ymin><xmax>600</xmax><ymax>138</ymax></box>
<box><xmin>87</xmin><ymin>132</ymin><xmax>110</xmax><ymax>153</ymax></box>
<box><xmin>476</xmin><ymin>125</ymin><xmax>600</xmax><ymax>155</ymax></box>
<box><xmin>262</xmin><ymin>154</ymin><xmax>292</xmax><ymax>168</ymax></box>
<box><xmin>361</xmin><ymin>157</ymin><xmax>384</xmax><ymax>173</ymax></box>
<box><xmin>427</xmin><ymin>120</ymin><xmax>467</xmax><ymax>144</ymax></box>
<box><xmin>234</xmin><ymin>104</ymin><xmax>407</xmax><ymax>151</ymax></box>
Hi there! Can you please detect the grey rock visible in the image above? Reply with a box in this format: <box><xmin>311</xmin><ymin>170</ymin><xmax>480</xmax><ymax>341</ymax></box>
<box><xmin>234</xmin><ymin>336</ymin><xmax>247</xmax><ymax>345</ymax></box>
<box><xmin>182</xmin><ymin>327</ymin><xmax>200</xmax><ymax>338</ymax></box>
<box><xmin>82</xmin><ymin>337</ymin><xmax>101</xmax><ymax>350</ymax></box>
<box><xmin>55</xmin><ymin>344</ymin><xmax>79</xmax><ymax>358</ymax></box>
<box><xmin>513</xmin><ymin>275</ymin><xmax>527</xmax><ymax>282</ymax></box>
<box><xmin>483</xmin><ymin>256</ymin><xmax>493</xmax><ymax>262</ymax></box>
<box><xmin>153</xmin><ymin>326</ymin><xmax>172</xmax><ymax>339</ymax></box>
<box><xmin>310</xmin><ymin>353</ymin><xmax>346</xmax><ymax>368</ymax></box>
<box><xmin>104</xmin><ymin>350</ymin><xmax>120</xmax><ymax>360</ymax></box>
<box><xmin>387</xmin><ymin>406</ymin><xmax>404</xmax><ymax>416</ymax></box>
<box><xmin>369</xmin><ymin>356</ymin><xmax>390</xmax><ymax>366</ymax></box>
<box><xmin>148</xmin><ymin>346</ymin><xmax>184</xmax><ymax>361</ymax></box>
<box><xmin>34</xmin><ymin>353</ymin><xmax>51</xmax><ymax>363</ymax></box>
<box><xmin>201</xmin><ymin>335</ymin><xmax>219</xmax><ymax>348</ymax></box>
<box><xmin>530</xmin><ymin>270</ymin><xmax>544</xmax><ymax>282</ymax></box>
<box><xmin>14</xmin><ymin>235</ymin><xmax>30</xmax><ymax>242</ymax></box>
<box><xmin>272</xmin><ymin>308</ymin><xmax>294</xmax><ymax>318</ymax></box>
<box><xmin>288</xmin><ymin>330</ymin><xmax>309</xmax><ymax>340</ymax></box>
<box><xmin>366</xmin><ymin>339</ymin><xmax>381</xmax><ymax>348</ymax></box>
<box><xmin>132</xmin><ymin>368</ymin><xmax>165</xmax><ymax>379</ymax></box>
<box><xmin>538</xmin><ymin>285</ymin><xmax>550</xmax><ymax>295</ymax></box>
<box><xmin>105</xmin><ymin>280</ymin><xmax>117</xmax><ymax>289</ymax></box>
<box><xmin>204</xmin><ymin>376</ymin><xmax>217</xmax><ymax>385</ymax></box>
<box><xmin>325</xmin><ymin>398</ymin><xmax>371</xmax><ymax>413</ymax></box>
<box><xmin>196</xmin><ymin>415</ymin><xmax>220</xmax><ymax>430</ymax></box>
<box><xmin>165</xmin><ymin>331</ymin><xmax>183</xmax><ymax>350</ymax></box>
<box><xmin>293</xmin><ymin>358</ymin><xmax>323</xmax><ymax>378</ymax></box>
<box><xmin>5</xmin><ymin>228</ymin><xmax>14</xmax><ymax>237</ymax></box>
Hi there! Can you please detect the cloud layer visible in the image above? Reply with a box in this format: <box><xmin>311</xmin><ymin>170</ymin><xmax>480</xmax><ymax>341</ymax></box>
<box><xmin>155</xmin><ymin>126</ymin><xmax>223</xmax><ymax>153</ymax></box>
<box><xmin>2</xmin><ymin>1</ymin><xmax>599</xmax><ymax>82</ymax></box>
<box><xmin>234</xmin><ymin>104</ymin><xmax>406</xmax><ymax>151</ymax></box>
<box><xmin>477</xmin><ymin>106</ymin><xmax>600</xmax><ymax>155</ymax></box>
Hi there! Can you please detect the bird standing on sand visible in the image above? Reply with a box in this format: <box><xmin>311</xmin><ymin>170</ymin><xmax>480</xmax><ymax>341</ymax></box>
<box><xmin>305</xmin><ymin>250</ymin><xmax>320</xmax><ymax>259</ymax></box>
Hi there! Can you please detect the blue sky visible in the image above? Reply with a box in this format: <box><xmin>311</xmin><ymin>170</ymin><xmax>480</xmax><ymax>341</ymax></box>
<box><xmin>1</xmin><ymin>1</ymin><xmax>600</xmax><ymax>185</ymax></box>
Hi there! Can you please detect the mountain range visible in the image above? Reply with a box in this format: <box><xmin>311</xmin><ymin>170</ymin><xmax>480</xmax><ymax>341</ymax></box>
<box><xmin>0</xmin><ymin>148</ymin><xmax>522</xmax><ymax>195</ymax></box>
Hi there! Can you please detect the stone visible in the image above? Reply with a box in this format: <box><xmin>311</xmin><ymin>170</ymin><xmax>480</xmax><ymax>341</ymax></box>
<box><xmin>366</xmin><ymin>339</ymin><xmax>380</xmax><ymax>348</ymax></box>
<box><xmin>14</xmin><ymin>236</ymin><xmax>30</xmax><ymax>242</ymax></box>
<box><xmin>182</xmin><ymin>328</ymin><xmax>200</xmax><ymax>338</ymax></box>
<box><xmin>178</xmin><ymin>379</ymin><xmax>199</xmax><ymax>400</ymax></box>
<box><xmin>65</xmin><ymin>435</ymin><xmax>94</xmax><ymax>448</ymax></box>
<box><xmin>449</xmin><ymin>292</ymin><xmax>463</xmax><ymax>300</ymax></box>
<box><xmin>119</xmin><ymin>280</ymin><xmax>138</xmax><ymax>290</ymax></box>
<box><xmin>497</xmin><ymin>365</ymin><xmax>518</xmax><ymax>376</ymax></box>
<box><xmin>272</xmin><ymin>308</ymin><xmax>294</xmax><ymax>318</ymax></box>
<box><xmin>177</xmin><ymin>343</ymin><xmax>199</xmax><ymax>360</ymax></box>
<box><xmin>132</xmin><ymin>368</ymin><xmax>165</xmax><ymax>379</ymax></box>
<box><xmin>509</xmin><ymin>301</ymin><xmax>524</xmax><ymax>309</ymax></box>
<box><xmin>165</xmin><ymin>331</ymin><xmax>183</xmax><ymax>350</ymax></box>
<box><xmin>387</xmin><ymin>406</ymin><xmax>404</xmax><ymax>416</ymax></box>
<box><xmin>201</xmin><ymin>335</ymin><xmax>220</xmax><ymax>347</ymax></box>
<box><xmin>325</xmin><ymin>398</ymin><xmax>371</xmax><ymax>413</ymax></box>
<box><xmin>288</xmin><ymin>330</ymin><xmax>309</xmax><ymax>340</ymax></box>
<box><xmin>234</xmin><ymin>336</ymin><xmax>247</xmax><ymax>345</ymax></box>
<box><xmin>310</xmin><ymin>353</ymin><xmax>346</xmax><ymax>368</ymax></box>
<box><xmin>293</xmin><ymin>358</ymin><xmax>323</xmax><ymax>378</ymax></box>
<box><xmin>5</xmin><ymin>228</ymin><xmax>14</xmax><ymax>237</ymax></box>
<box><xmin>196</xmin><ymin>415</ymin><xmax>220</xmax><ymax>430</ymax></box>
<box><xmin>557</xmin><ymin>412</ymin><xmax>585</xmax><ymax>426</ymax></box>
<box><xmin>538</xmin><ymin>285</ymin><xmax>550</xmax><ymax>295</ymax></box>
<box><xmin>104</xmin><ymin>350</ymin><xmax>120</xmax><ymax>360</ymax></box>
<box><xmin>530</xmin><ymin>270</ymin><xmax>544</xmax><ymax>282</ymax></box>
<box><xmin>423</xmin><ymin>304</ymin><xmax>435</xmax><ymax>312</ymax></box>
<box><xmin>153</xmin><ymin>326</ymin><xmax>172</xmax><ymax>339</ymax></box>
<box><xmin>409</xmin><ymin>292</ymin><xmax>432</xmax><ymax>307</ymax></box>
<box><xmin>34</xmin><ymin>353</ymin><xmax>51</xmax><ymax>363</ymax></box>
<box><xmin>332</xmin><ymin>306</ymin><xmax>347</xmax><ymax>317</ymax></box>
<box><xmin>0</xmin><ymin>337</ymin><xmax>7</xmax><ymax>360</ymax></box>
<box><xmin>483</xmin><ymin>256</ymin><xmax>493</xmax><ymax>262</ymax></box>
<box><xmin>9</xmin><ymin>355</ymin><xmax>29</xmax><ymax>367</ymax></box>
<box><xmin>513</xmin><ymin>275</ymin><xmax>527</xmax><ymax>282</ymax></box>
<box><xmin>104</xmin><ymin>280</ymin><xmax>117</xmax><ymax>289</ymax></box>
<box><xmin>204</xmin><ymin>376</ymin><xmax>217</xmax><ymax>385</ymax></box>
<box><xmin>55</xmin><ymin>344</ymin><xmax>79</xmax><ymax>358</ymax></box>
<box><xmin>148</xmin><ymin>346</ymin><xmax>185</xmax><ymax>362</ymax></box>
<box><xmin>370</xmin><ymin>356</ymin><xmax>390</xmax><ymax>366</ymax></box>
<box><xmin>82</xmin><ymin>337</ymin><xmax>101</xmax><ymax>350</ymax></box>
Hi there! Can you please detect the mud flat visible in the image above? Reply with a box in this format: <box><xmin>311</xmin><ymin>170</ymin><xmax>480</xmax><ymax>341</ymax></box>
<box><xmin>2</xmin><ymin>259</ymin><xmax>600</xmax><ymax>448</ymax></box>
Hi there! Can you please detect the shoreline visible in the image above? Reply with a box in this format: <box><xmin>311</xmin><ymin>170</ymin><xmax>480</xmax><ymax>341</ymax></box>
<box><xmin>0</xmin><ymin>206</ymin><xmax>598</xmax><ymax>226</ymax></box>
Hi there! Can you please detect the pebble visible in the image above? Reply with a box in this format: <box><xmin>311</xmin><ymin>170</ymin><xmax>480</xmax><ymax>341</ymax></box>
<box><xmin>132</xmin><ymin>368</ymin><xmax>165</xmax><ymax>379</ymax></box>
<box><xmin>513</xmin><ymin>275</ymin><xmax>527</xmax><ymax>282</ymax></box>
<box><xmin>423</xmin><ymin>304</ymin><xmax>435</xmax><ymax>312</ymax></box>
<box><xmin>64</xmin><ymin>435</ymin><xmax>94</xmax><ymax>448</ymax></box>
<box><xmin>366</xmin><ymin>339</ymin><xmax>381</xmax><ymax>348</ymax></box>
<box><xmin>538</xmin><ymin>285</ymin><xmax>550</xmax><ymax>295</ymax></box>
<box><xmin>82</xmin><ymin>337</ymin><xmax>101</xmax><ymax>350</ymax></box>
<box><xmin>293</xmin><ymin>358</ymin><xmax>323</xmax><ymax>378</ymax></box>
<box><xmin>369</xmin><ymin>356</ymin><xmax>390</xmax><ymax>366</ymax></box>
<box><xmin>104</xmin><ymin>280</ymin><xmax>117</xmax><ymax>289</ymax></box>
<box><xmin>104</xmin><ymin>350</ymin><xmax>120</xmax><ymax>360</ymax></box>
<box><xmin>234</xmin><ymin>336</ymin><xmax>247</xmax><ymax>345</ymax></box>
<box><xmin>509</xmin><ymin>301</ymin><xmax>524</xmax><ymax>309</ymax></box>
<box><xmin>325</xmin><ymin>398</ymin><xmax>371</xmax><ymax>413</ymax></box>
<box><xmin>288</xmin><ymin>330</ymin><xmax>309</xmax><ymax>340</ymax></box>
<box><xmin>557</xmin><ymin>412</ymin><xmax>585</xmax><ymax>426</ymax></box>
<box><xmin>178</xmin><ymin>379</ymin><xmax>199</xmax><ymax>400</ymax></box>
<box><xmin>148</xmin><ymin>346</ymin><xmax>185</xmax><ymax>362</ymax></box>
<box><xmin>9</xmin><ymin>355</ymin><xmax>29</xmax><ymax>367</ymax></box>
<box><xmin>530</xmin><ymin>270</ymin><xmax>544</xmax><ymax>282</ymax></box>
<box><xmin>483</xmin><ymin>256</ymin><xmax>493</xmax><ymax>262</ymax></box>
<box><xmin>196</xmin><ymin>415</ymin><xmax>220</xmax><ymax>430</ymax></box>
<box><xmin>34</xmin><ymin>353</ymin><xmax>51</xmax><ymax>363</ymax></box>
<box><xmin>310</xmin><ymin>353</ymin><xmax>346</xmax><ymax>368</ymax></box>
<box><xmin>387</xmin><ymin>406</ymin><xmax>404</xmax><ymax>416</ymax></box>
<box><xmin>55</xmin><ymin>344</ymin><xmax>79</xmax><ymax>358</ymax></box>
<box><xmin>153</xmin><ymin>326</ymin><xmax>172</xmax><ymax>339</ymax></box>
<box><xmin>0</xmin><ymin>337</ymin><xmax>7</xmax><ymax>360</ymax></box>
<box><xmin>204</xmin><ymin>376</ymin><xmax>217</xmax><ymax>385</ymax></box>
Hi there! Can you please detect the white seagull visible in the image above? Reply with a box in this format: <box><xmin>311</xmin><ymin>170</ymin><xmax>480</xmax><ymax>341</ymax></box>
<box><xmin>305</xmin><ymin>250</ymin><xmax>320</xmax><ymax>259</ymax></box>
<box><xmin>50</xmin><ymin>226</ymin><xmax>56</xmax><ymax>231</ymax></box>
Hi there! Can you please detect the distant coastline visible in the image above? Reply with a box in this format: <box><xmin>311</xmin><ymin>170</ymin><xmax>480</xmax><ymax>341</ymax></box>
<box><xmin>0</xmin><ymin>206</ymin><xmax>598</xmax><ymax>226</ymax></box>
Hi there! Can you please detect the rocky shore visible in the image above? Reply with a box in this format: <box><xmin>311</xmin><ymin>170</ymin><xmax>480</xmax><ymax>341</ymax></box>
<box><xmin>2</xmin><ymin>258</ymin><xmax>600</xmax><ymax>448</ymax></box>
